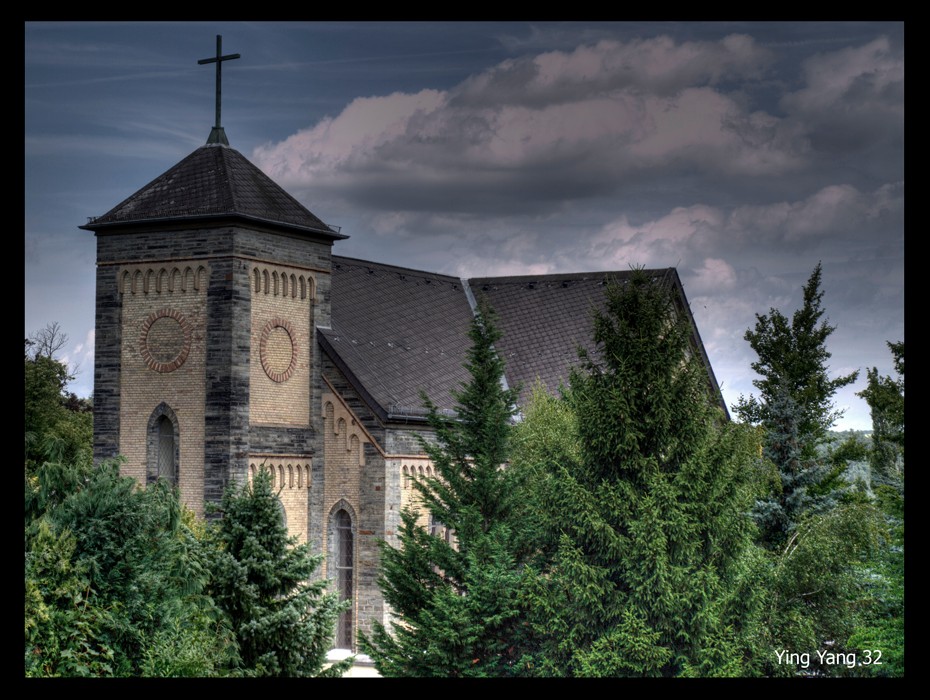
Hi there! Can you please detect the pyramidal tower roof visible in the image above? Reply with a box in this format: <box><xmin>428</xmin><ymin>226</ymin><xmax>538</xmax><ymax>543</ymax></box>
<box><xmin>82</xmin><ymin>35</ymin><xmax>343</xmax><ymax>240</ymax></box>
<box><xmin>81</xmin><ymin>142</ymin><xmax>345</xmax><ymax>239</ymax></box>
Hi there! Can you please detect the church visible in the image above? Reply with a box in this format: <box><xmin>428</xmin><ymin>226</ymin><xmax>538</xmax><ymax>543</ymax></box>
<box><xmin>81</xmin><ymin>41</ymin><xmax>724</xmax><ymax>654</ymax></box>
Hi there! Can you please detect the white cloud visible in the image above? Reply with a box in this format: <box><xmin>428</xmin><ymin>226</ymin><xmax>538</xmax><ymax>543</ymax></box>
<box><xmin>254</xmin><ymin>89</ymin><xmax>447</xmax><ymax>185</ymax></box>
<box><xmin>456</xmin><ymin>34</ymin><xmax>773</xmax><ymax>106</ymax></box>
<box><xmin>579</xmin><ymin>204</ymin><xmax>727</xmax><ymax>272</ymax></box>
<box><xmin>409</xmin><ymin>180</ymin><xmax>903</xmax><ymax>287</ymax></box>
<box><xmin>82</xmin><ymin>329</ymin><xmax>95</xmax><ymax>363</ymax></box>
<box><xmin>59</xmin><ymin>329</ymin><xmax>95</xmax><ymax>396</ymax></box>
<box><xmin>253</xmin><ymin>35</ymin><xmax>799</xmax><ymax>218</ymax></box>
<box><xmin>726</xmin><ymin>183</ymin><xmax>904</xmax><ymax>243</ymax></box>
<box><xmin>689</xmin><ymin>258</ymin><xmax>738</xmax><ymax>295</ymax></box>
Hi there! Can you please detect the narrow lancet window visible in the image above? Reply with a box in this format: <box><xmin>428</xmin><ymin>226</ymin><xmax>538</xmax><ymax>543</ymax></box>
<box><xmin>334</xmin><ymin>509</ymin><xmax>354</xmax><ymax>648</ymax></box>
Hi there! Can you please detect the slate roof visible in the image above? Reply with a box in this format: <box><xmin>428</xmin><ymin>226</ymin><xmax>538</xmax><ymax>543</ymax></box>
<box><xmin>323</xmin><ymin>256</ymin><xmax>476</xmax><ymax>420</ymax></box>
<box><xmin>327</xmin><ymin>262</ymin><xmax>727</xmax><ymax>423</ymax></box>
<box><xmin>467</xmin><ymin>270</ymin><xmax>643</xmax><ymax>405</ymax></box>
<box><xmin>82</xmin><ymin>144</ymin><xmax>345</xmax><ymax>239</ymax></box>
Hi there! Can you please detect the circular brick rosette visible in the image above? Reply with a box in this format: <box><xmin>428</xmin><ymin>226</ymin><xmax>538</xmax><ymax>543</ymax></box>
<box><xmin>260</xmin><ymin>318</ymin><xmax>298</xmax><ymax>383</ymax></box>
<box><xmin>140</xmin><ymin>308</ymin><xmax>192</xmax><ymax>373</ymax></box>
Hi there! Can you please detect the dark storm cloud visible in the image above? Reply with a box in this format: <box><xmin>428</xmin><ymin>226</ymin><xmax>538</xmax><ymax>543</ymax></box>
<box><xmin>451</xmin><ymin>34</ymin><xmax>774</xmax><ymax>108</ymax></box>
<box><xmin>780</xmin><ymin>37</ymin><xmax>903</xmax><ymax>157</ymax></box>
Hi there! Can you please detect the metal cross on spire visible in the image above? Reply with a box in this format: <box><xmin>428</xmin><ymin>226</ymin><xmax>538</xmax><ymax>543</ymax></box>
<box><xmin>198</xmin><ymin>35</ymin><xmax>240</xmax><ymax>145</ymax></box>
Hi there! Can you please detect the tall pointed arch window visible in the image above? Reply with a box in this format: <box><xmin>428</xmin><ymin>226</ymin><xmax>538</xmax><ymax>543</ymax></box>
<box><xmin>333</xmin><ymin>508</ymin><xmax>354</xmax><ymax>649</ymax></box>
<box><xmin>147</xmin><ymin>403</ymin><xmax>179</xmax><ymax>486</ymax></box>
<box><xmin>156</xmin><ymin>416</ymin><xmax>174</xmax><ymax>480</ymax></box>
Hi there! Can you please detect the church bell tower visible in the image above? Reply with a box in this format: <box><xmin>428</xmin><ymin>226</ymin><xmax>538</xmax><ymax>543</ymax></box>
<box><xmin>81</xmin><ymin>37</ymin><xmax>347</xmax><ymax>536</ymax></box>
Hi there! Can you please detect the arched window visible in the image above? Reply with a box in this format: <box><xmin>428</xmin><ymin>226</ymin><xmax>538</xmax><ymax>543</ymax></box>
<box><xmin>156</xmin><ymin>416</ymin><xmax>173</xmax><ymax>479</ymax></box>
<box><xmin>333</xmin><ymin>508</ymin><xmax>354</xmax><ymax>649</ymax></box>
<box><xmin>147</xmin><ymin>403</ymin><xmax>179</xmax><ymax>486</ymax></box>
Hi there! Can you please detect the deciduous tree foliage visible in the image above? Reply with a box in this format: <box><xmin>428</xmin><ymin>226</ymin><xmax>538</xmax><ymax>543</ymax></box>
<box><xmin>25</xmin><ymin>337</ymin><xmax>92</xmax><ymax>474</ymax></box>
<box><xmin>208</xmin><ymin>468</ymin><xmax>349</xmax><ymax>677</ymax></box>
<box><xmin>518</xmin><ymin>269</ymin><xmax>758</xmax><ymax>677</ymax></box>
<box><xmin>857</xmin><ymin>341</ymin><xmax>904</xmax><ymax>488</ymax></box>
<box><xmin>846</xmin><ymin>341</ymin><xmax>905</xmax><ymax>677</ymax></box>
<box><xmin>362</xmin><ymin>302</ymin><xmax>526</xmax><ymax>677</ymax></box>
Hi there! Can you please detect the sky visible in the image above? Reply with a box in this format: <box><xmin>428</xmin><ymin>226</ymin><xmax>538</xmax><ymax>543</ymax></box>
<box><xmin>25</xmin><ymin>21</ymin><xmax>904</xmax><ymax>431</ymax></box>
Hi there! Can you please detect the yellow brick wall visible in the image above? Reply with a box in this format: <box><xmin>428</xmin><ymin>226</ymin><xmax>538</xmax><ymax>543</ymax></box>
<box><xmin>247</xmin><ymin>459</ymin><xmax>312</xmax><ymax>543</ymax></box>
<box><xmin>249</xmin><ymin>264</ymin><xmax>315</xmax><ymax>426</ymax></box>
<box><xmin>321</xmin><ymin>393</ymin><xmax>371</xmax><ymax>643</ymax></box>
<box><xmin>118</xmin><ymin>263</ymin><xmax>208</xmax><ymax>516</ymax></box>
<box><xmin>320</xmin><ymin>394</ymin><xmax>369</xmax><ymax>578</ymax></box>
<box><xmin>398</xmin><ymin>458</ymin><xmax>435</xmax><ymax>530</ymax></box>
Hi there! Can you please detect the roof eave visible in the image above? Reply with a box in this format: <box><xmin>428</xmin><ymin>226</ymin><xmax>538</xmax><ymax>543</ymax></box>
<box><xmin>317</xmin><ymin>331</ymin><xmax>454</xmax><ymax>426</ymax></box>
<box><xmin>317</xmin><ymin>331</ymin><xmax>392</xmax><ymax>424</ymax></box>
<box><xmin>80</xmin><ymin>211</ymin><xmax>348</xmax><ymax>241</ymax></box>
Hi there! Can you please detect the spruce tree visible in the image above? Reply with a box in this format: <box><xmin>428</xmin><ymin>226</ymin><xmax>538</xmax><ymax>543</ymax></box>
<box><xmin>728</xmin><ymin>265</ymin><xmax>887</xmax><ymax>676</ymax></box>
<box><xmin>518</xmin><ymin>269</ymin><xmax>757</xmax><ymax>677</ymax></box>
<box><xmin>361</xmin><ymin>301</ymin><xmax>525</xmax><ymax>677</ymax></box>
<box><xmin>208</xmin><ymin>469</ymin><xmax>349</xmax><ymax>677</ymax></box>
<box><xmin>734</xmin><ymin>263</ymin><xmax>859</xmax><ymax>547</ymax></box>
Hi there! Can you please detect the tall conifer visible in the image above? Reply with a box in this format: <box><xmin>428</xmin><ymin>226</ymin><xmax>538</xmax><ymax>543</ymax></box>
<box><xmin>209</xmin><ymin>469</ymin><xmax>349</xmax><ymax>677</ymax></box>
<box><xmin>519</xmin><ymin>269</ymin><xmax>757</xmax><ymax>676</ymax></box>
<box><xmin>361</xmin><ymin>301</ymin><xmax>525</xmax><ymax>677</ymax></box>
<box><xmin>734</xmin><ymin>263</ymin><xmax>859</xmax><ymax>547</ymax></box>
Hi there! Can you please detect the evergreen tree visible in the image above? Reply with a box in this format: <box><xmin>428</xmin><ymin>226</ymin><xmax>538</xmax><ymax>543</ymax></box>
<box><xmin>518</xmin><ymin>269</ymin><xmax>758</xmax><ymax>677</ymax></box>
<box><xmin>208</xmin><ymin>468</ymin><xmax>349</xmax><ymax>677</ymax></box>
<box><xmin>734</xmin><ymin>263</ymin><xmax>859</xmax><ymax>547</ymax></box>
<box><xmin>728</xmin><ymin>265</ymin><xmax>887</xmax><ymax>676</ymax></box>
<box><xmin>361</xmin><ymin>302</ymin><xmax>525</xmax><ymax>677</ymax></box>
<box><xmin>25</xmin><ymin>330</ymin><xmax>235</xmax><ymax>677</ymax></box>
<box><xmin>845</xmin><ymin>485</ymin><xmax>904</xmax><ymax>677</ymax></box>
<box><xmin>26</xmin><ymin>461</ymin><xmax>235</xmax><ymax>676</ymax></box>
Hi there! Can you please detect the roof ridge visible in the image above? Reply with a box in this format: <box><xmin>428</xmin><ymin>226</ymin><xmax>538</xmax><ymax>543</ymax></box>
<box><xmin>332</xmin><ymin>255</ymin><xmax>462</xmax><ymax>284</ymax></box>
<box><xmin>468</xmin><ymin>268</ymin><xmax>673</xmax><ymax>285</ymax></box>
<box><xmin>218</xmin><ymin>145</ymin><xmax>240</xmax><ymax>214</ymax></box>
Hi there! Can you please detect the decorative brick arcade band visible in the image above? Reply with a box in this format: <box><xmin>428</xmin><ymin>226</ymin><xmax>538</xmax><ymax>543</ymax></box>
<box><xmin>249</xmin><ymin>461</ymin><xmax>312</xmax><ymax>490</ymax></box>
<box><xmin>252</xmin><ymin>265</ymin><xmax>314</xmax><ymax>300</ymax></box>
<box><xmin>120</xmin><ymin>265</ymin><xmax>207</xmax><ymax>295</ymax></box>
